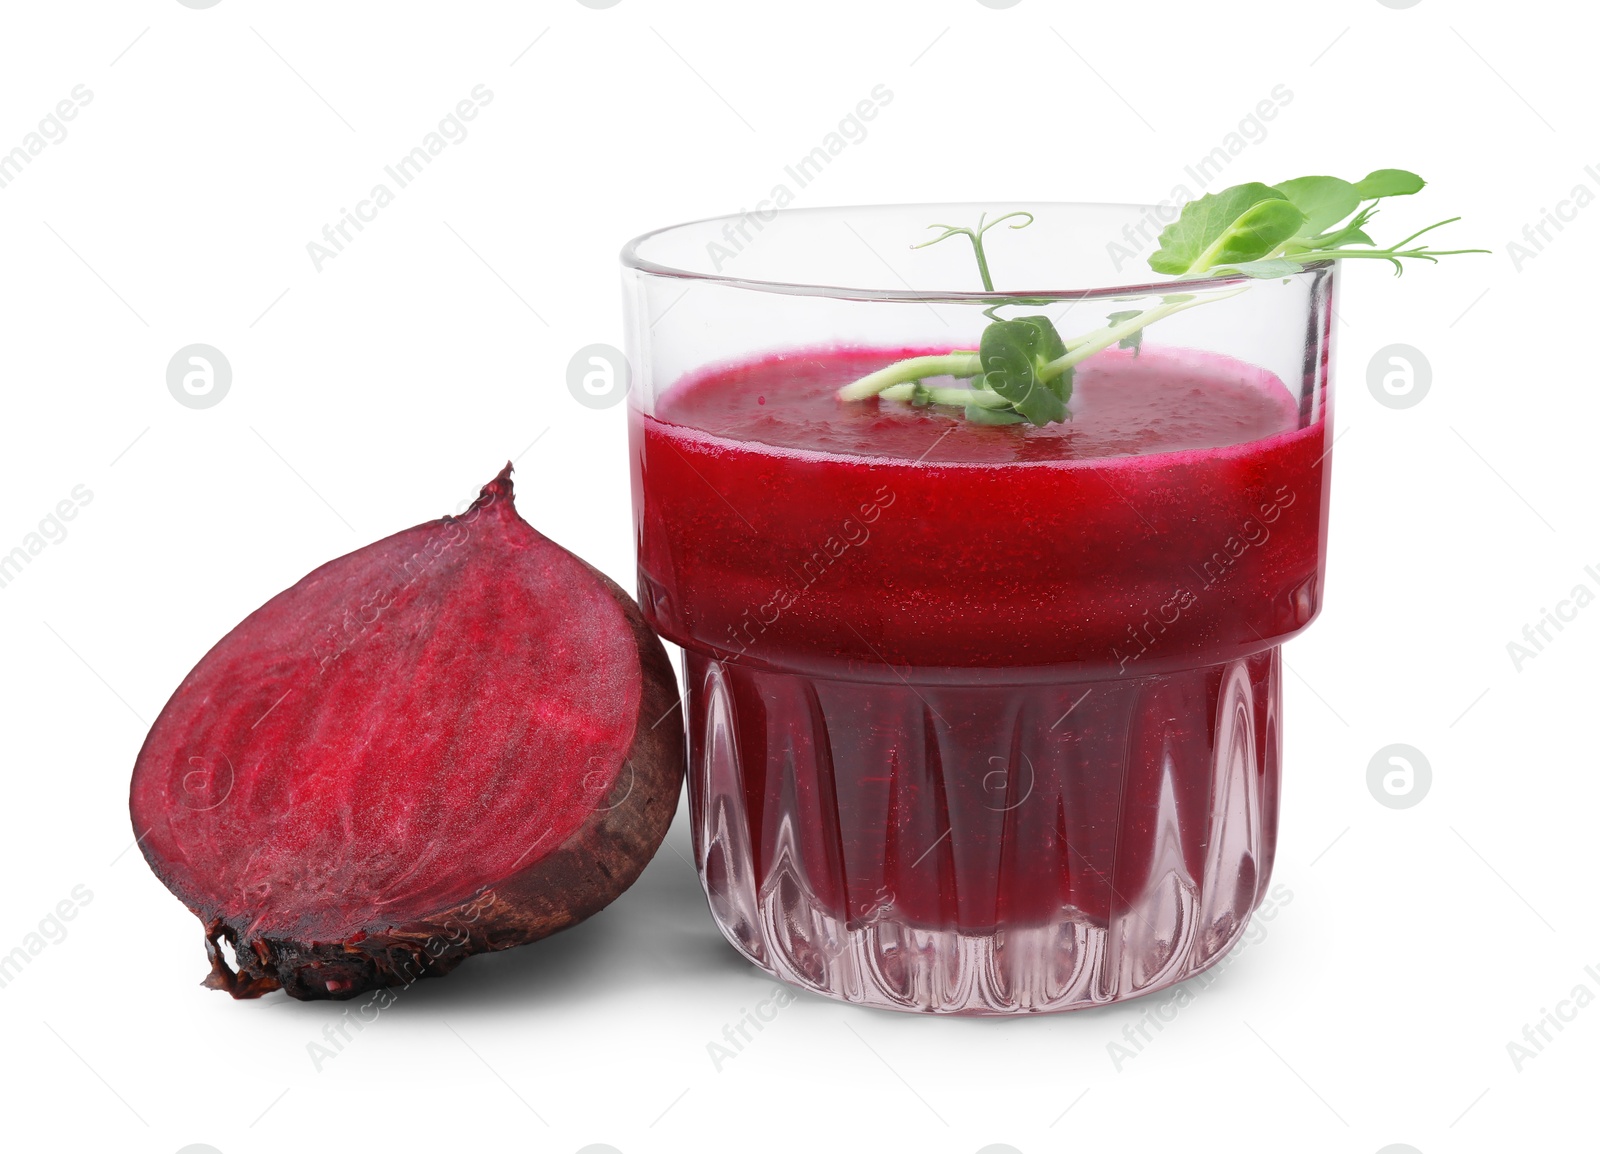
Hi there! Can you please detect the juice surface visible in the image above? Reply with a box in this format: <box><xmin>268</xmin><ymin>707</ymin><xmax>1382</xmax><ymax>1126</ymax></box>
<box><xmin>652</xmin><ymin>343</ymin><xmax>1301</xmax><ymax>463</ymax></box>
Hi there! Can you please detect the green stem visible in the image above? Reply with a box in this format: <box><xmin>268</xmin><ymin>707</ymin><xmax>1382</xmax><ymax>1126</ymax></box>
<box><xmin>837</xmin><ymin>288</ymin><xmax>1247</xmax><ymax>406</ymax></box>
<box><xmin>973</xmin><ymin>243</ymin><xmax>995</xmax><ymax>292</ymax></box>
<box><xmin>835</xmin><ymin>353</ymin><xmax>982</xmax><ymax>401</ymax></box>
<box><xmin>1037</xmin><ymin>288</ymin><xmax>1247</xmax><ymax>381</ymax></box>
<box><xmin>1287</xmin><ymin>246</ymin><xmax>1489</xmax><ymax>263</ymax></box>
<box><xmin>880</xmin><ymin>382</ymin><xmax>1009</xmax><ymax>407</ymax></box>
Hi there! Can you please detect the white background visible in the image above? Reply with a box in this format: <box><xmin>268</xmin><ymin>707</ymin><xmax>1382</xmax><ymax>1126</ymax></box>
<box><xmin>0</xmin><ymin>1</ymin><xmax>1591</xmax><ymax>1151</ymax></box>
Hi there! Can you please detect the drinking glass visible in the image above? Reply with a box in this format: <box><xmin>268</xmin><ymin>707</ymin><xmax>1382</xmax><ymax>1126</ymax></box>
<box><xmin>623</xmin><ymin>203</ymin><xmax>1335</xmax><ymax>1014</ymax></box>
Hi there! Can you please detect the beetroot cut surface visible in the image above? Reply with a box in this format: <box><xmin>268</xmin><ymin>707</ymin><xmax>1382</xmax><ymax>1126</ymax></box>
<box><xmin>130</xmin><ymin>465</ymin><xmax>684</xmax><ymax>1000</ymax></box>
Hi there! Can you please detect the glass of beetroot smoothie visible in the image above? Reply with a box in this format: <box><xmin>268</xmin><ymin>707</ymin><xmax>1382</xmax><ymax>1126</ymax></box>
<box><xmin>622</xmin><ymin>203</ymin><xmax>1334</xmax><ymax>1014</ymax></box>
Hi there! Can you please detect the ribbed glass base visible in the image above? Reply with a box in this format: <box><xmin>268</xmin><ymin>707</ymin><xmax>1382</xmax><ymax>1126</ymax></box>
<box><xmin>687</xmin><ymin>650</ymin><xmax>1281</xmax><ymax>1014</ymax></box>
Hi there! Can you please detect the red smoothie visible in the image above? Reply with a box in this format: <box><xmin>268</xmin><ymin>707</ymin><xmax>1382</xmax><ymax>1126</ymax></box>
<box><xmin>631</xmin><ymin>344</ymin><xmax>1329</xmax><ymax>992</ymax></box>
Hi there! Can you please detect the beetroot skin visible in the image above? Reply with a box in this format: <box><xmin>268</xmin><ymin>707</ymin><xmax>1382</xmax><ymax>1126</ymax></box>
<box><xmin>129</xmin><ymin>466</ymin><xmax>684</xmax><ymax>1000</ymax></box>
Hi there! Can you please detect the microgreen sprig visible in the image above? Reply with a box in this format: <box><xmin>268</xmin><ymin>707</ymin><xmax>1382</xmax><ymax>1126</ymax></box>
<box><xmin>837</xmin><ymin>170</ymin><xmax>1486</xmax><ymax>427</ymax></box>
<box><xmin>1150</xmin><ymin>171</ymin><xmax>1488</xmax><ymax>277</ymax></box>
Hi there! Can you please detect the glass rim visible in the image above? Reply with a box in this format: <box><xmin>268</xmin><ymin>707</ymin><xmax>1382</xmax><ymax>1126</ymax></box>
<box><xmin>620</xmin><ymin>201</ymin><xmax>1331</xmax><ymax>303</ymax></box>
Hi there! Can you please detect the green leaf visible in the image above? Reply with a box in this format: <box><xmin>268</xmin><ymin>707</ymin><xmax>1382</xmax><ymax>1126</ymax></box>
<box><xmin>1352</xmin><ymin>169</ymin><xmax>1426</xmax><ymax>199</ymax></box>
<box><xmin>1197</xmin><ymin>198</ymin><xmax>1305</xmax><ymax>270</ymax></box>
<box><xmin>1015</xmin><ymin>315</ymin><xmax>1068</xmax><ymax>356</ymax></box>
<box><xmin>978</xmin><ymin>317</ymin><xmax>1068</xmax><ymax>425</ymax></box>
<box><xmin>964</xmin><ymin>402</ymin><xmax>1025</xmax><ymax>425</ymax></box>
<box><xmin>1286</xmin><ymin>202</ymin><xmax>1377</xmax><ymax>252</ymax></box>
<box><xmin>1149</xmin><ymin>183</ymin><xmax>1304</xmax><ymax>275</ymax></box>
<box><xmin>1106</xmin><ymin>309</ymin><xmax>1144</xmax><ymax>354</ymax></box>
<box><xmin>1014</xmin><ymin>314</ymin><xmax>1070</xmax><ymax>401</ymax></box>
<box><xmin>1272</xmin><ymin>176</ymin><xmax>1360</xmax><ymax>237</ymax></box>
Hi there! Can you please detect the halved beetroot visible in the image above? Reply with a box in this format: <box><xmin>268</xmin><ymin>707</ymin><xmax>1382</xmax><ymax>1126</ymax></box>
<box><xmin>129</xmin><ymin>466</ymin><xmax>683</xmax><ymax>1000</ymax></box>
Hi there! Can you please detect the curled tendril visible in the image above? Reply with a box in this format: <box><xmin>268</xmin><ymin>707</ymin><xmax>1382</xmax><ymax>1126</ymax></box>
<box><xmin>913</xmin><ymin>210</ymin><xmax>1036</xmax><ymax>248</ymax></box>
<box><xmin>911</xmin><ymin>210</ymin><xmax>1035</xmax><ymax>292</ymax></box>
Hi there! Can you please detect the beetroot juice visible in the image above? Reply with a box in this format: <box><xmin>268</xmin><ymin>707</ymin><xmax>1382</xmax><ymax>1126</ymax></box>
<box><xmin>623</xmin><ymin>201</ymin><xmax>1335</xmax><ymax>1013</ymax></box>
